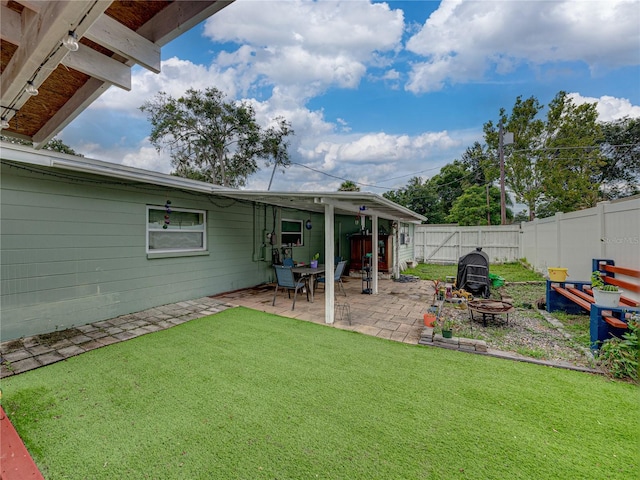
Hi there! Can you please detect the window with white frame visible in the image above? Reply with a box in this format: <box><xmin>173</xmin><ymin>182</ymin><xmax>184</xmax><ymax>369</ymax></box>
<box><xmin>147</xmin><ymin>206</ymin><xmax>206</xmax><ymax>253</ymax></box>
<box><xmin>281</xmin><ymin>218</ymin><xmax>303</xmax><ymax>246</ymax></box>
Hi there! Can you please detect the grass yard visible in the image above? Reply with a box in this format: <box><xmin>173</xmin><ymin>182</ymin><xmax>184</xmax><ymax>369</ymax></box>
<box><xmin>2</xmin><ymin>307</ymin><xmax>637</xmax><ymax>479</ymax></box>
<box><xmin>403</xmin><ymin>261</ymin><xmax>545</xmax><ymax>283</ymax></box>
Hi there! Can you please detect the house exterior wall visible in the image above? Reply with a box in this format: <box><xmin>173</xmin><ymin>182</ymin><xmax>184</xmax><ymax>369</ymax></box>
<box><xmin>397</xmin><ymin>222</ymin><xmax>416</xmax><ymax>267</ymax></box>
<box><xmin>0</xmin><ymin>162</ymin><xmax>323</xmax><ymax>340</ymax></box>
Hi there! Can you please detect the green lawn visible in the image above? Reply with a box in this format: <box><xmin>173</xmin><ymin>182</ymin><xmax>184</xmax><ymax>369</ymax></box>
<box><xmin>403</xmin><ymin>261</ymin><xmax>545</xmax><ymax>282</ymax></box>
<box><xmin>2</xmin><ymin>307</ymin><xmax>637</xmax><ymax>479</ymax></box>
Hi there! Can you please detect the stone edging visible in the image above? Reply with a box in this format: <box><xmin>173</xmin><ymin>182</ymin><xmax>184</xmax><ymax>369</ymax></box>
<box><xmin>418</xmin><ymin>327</ymin><xmax>488</xmax><ymax>352</ymax></box>
<box><xmin>418</xmin><ymin>325</ymin><xmax>602</xmax><ymax>374</ymax></box>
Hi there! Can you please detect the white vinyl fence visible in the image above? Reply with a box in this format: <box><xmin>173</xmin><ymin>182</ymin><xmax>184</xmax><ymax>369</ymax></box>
<box><xmin>415</xmin><ymin>196</ymin><xmax>640</xmax><ymax>290</ymax></box>
<box><xmin>521</xmin><ymin>196</ymin><xmax>640</xmax><ymax>283</ymax></box>
<box><xmin>414</xmin><ymin>224</ymin><xmax>521</xmax><ymax>264</ymax></box>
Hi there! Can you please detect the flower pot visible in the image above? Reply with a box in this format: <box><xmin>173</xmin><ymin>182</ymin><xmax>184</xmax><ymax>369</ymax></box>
<box><xmin>592</xmin><ymin>288</ymin><xmax>623</xmax><ymax>308</ymax></box>
<box><xmin>442</xmin><ymin>329</ymin><xmax>453</xmax><ymax>339</ymax></box>
<box><xmin>423</xmin><ymin>313</ymin><xmax>437</xmax><ymax>327</ymax></box>
<box><xmin>310</xmin><ymin>260</ymin><xmax>318</xmax><ymax>268</ymax></box>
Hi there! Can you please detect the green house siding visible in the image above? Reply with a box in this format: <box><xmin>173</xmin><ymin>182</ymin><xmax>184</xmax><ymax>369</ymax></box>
<box><xmin>1</xmin><ymin>162</ymin><xmax>328</xmax><ymax>340</ymax></box>
<box><xmin>397</xmin><ymin>223</ymin><xmax>416</xmax><ymax>266</ymax></box>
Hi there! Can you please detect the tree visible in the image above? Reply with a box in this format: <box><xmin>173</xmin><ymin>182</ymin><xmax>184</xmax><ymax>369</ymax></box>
<box><xmin>383</xmin><ymin>157</ymin><xmax>487</xmax><ymax>224</ymax></box>
<box><xmin>446</xmin><ymin>185</ymin><xmax>512</xmax><ymax>226</ymax></box>
<box><xmin>0</xmin><ymin>136</ymin><xmax>83</xmax><ymax>156</ymax></box>
<box><xmin>537</xmin><ymin>91</ymin><xmax>604</xmax><ymax>214</ymax></box>
<box><xmin>429</xmin><ymin>160</ymin><xmax>474</xmax><ymax>214</ymax></box>
<box><xmin>484</xmin><ymin>95</ymin><xmax>545</xmax><ymax>221</ymax></box>
<box><xmin>597</xmin><ymin>117</ymin><xmax>640</xmax><ymax>199</ymax></box>
<box><xmin>484</xmin><ymin>92</ymin><xmax>606</xmax><ymax>219</ymax></box>
<box><xmin>140</xmin><ymin>88</ymin><xmax>293</xmax><ymax>188</ymax></box>
<box><xmin>338</xmin><ymin>180</ymin><xmax>360</xmax><ymax>191</ymax></box>
<box><xmin>383</xmin><ymin>176</ymin><xmax>445</xmax><ymax>223</ymax></box>
<box><xmin>42</xmin><ymin>138</ymin><xmax>83</xmax><ymax>156</ymax></box>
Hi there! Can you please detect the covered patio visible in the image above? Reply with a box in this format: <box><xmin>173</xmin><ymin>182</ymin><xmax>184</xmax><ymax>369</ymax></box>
<box><xmin>215</xmin><ymin>273</ymin><xmax>433</xmax><ymax>344</ymax></box>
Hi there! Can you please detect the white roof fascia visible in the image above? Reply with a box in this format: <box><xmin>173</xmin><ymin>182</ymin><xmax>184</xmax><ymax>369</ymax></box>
<box><xmin>1</xmin><ymin>142</ymin><xmax>426</xmax><ymax>223</ymax></box>
<box><xmin>0</xmin><ymin>141</ymin><xmax>230</xmax><ymax>194</ymax></box>
<box><xmin>315</xmin><ymin>194</ymin><xmax>426</xmax><ymax>223</ymax></box>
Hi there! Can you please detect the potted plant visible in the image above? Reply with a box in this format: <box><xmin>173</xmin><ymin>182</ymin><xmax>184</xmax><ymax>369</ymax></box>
<box><xmin>591</xmin><ymin>271</ymin><xmax>622</xmax><ymax>308</ymax></box>
<box><xmin>441</xmin><ymin>319</ymin><xmax>455</xmax><ymax>338</ymax></box>
<box><xmin>310</xmin><ymin>253</ymin><xmax>320</xmax><ymax>269</ymax></box>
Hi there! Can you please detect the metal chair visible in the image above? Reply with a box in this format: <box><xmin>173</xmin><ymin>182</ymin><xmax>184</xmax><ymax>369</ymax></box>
<box><xmin>283</xmin><ymin>258</ymin><xmax>295</xmax><ymax>267</ymax></box>
<box><xmin>273</xmin><ymin>265</ymin><xmax>308</xmax><ymax>310</ymax></box>
<box><xmin>317</xmin><ymin>260</ymin><xmax>347</xmax><ymax>296</ymax></box>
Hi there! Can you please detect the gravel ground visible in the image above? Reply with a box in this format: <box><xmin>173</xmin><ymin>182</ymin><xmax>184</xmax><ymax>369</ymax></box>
<box><xmin>440</xmin><ymin>300</ymin><xmax>594</xmax><ymax>368</ymax></box>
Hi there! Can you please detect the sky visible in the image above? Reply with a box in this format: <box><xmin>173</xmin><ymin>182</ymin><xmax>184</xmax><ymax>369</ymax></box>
<box><xmin>59</xmin><ymin>0</ymin><xmax>640</xmax><ymax>195</ymax></box>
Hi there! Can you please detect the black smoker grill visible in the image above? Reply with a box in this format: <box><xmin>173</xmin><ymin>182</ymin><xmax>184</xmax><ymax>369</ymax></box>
<box><xmin>455</xmin><ymin>247</ymin><xmax>490</xmax><ymax>298</ymax></box>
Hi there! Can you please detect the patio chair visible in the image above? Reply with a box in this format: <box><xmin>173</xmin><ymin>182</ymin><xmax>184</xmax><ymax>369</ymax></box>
<box><xmin>273</xmin><ymin>265</ymin><xmax>308</xmax><ymax>310</ymax></box>
<box><xmin>316</xmin><ymin>260</ymin><xmax>347</xmax><ymax>296</ymax></box>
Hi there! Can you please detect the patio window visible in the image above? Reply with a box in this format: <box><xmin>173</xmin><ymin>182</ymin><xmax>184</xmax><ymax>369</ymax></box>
<box><xmin>147</xmin><ymin>206</ymin><xmax>206</xmax><ymax>253</ymax></box>
<box><xmin>281</xmin><ymin>219</ymin><xmax>303</xmax><ymax>246</ymax></box>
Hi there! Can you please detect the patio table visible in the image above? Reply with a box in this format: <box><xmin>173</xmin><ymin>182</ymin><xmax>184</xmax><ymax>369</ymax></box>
<box><xmin>292</xmin><ymin>264</ymin><xmax>325</xmax><ymax>302</ymax></box>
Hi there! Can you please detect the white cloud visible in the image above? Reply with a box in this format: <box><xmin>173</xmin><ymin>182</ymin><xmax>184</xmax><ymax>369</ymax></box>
<box><xmin>121</xmin><ymin>143</ymin><xmax>173</xmax><ymax>173</ymax></box>
<box><xmin>91</xmin><ymin>58</ymin><xmax>241</xmax><ymax>113</ymax></box>
<box><xmin>405</xmin><ymin>0</ymin><xmax>640</xmax><ymax>93</ymax></box>
<box><xmin>567</xmin><ymin>93</ymin><xmax>640</xmax><ymax>122</ymax></box>
<box><xmin>60</xmin><ymin>1</ymin><xmax>637</xmax><ymax>196</ymax></box>
<box><xmin>203</xmin><ymin>0</ymin><xmax>404</xmax><ymax>99</ymax></box>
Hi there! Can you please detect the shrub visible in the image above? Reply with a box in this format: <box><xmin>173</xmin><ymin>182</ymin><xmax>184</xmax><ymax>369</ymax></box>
<box><xmin>597</xmin><ymin>316</ymin><xmax>639</xmax><ymax>383</ymax></box>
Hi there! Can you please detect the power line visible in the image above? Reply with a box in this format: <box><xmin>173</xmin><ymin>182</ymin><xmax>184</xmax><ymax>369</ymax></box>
<box><xmin>289</xmin><ymin>161</ymin><xmax>446</xmax><ymax>191</ymax></box>
<box><xmin>288</xmin><ymin>141</ymin><xmax>639</xmax><ymax>192</ymax></box>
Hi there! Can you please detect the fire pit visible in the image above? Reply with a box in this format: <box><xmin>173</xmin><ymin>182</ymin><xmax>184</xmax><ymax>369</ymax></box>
<box><xmin>468</xmin><ymin>299</ymin><xmax>515</xmax><ymax>327</ymax></box>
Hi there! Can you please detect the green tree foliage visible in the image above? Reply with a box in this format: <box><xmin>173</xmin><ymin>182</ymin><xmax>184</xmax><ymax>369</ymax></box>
<box><xmin>484</xmin><ymin>96</ymin><xmax>544</xmax><ymax>221</ymax></box>
<box><xmin>597</xmin><ymin>117</ymin><xmax>640</xmax><ymax>199</ymax></box>
<box><xmin>383</xmin><ymin>153</ymin><xmax>492</xmax><ymax>224</ymax></box>
<box><xmin>484</xmin><ymin>92</ymin><xmax>606</xmax><ymax>219</ymax></box>
<box><xmin>0</xmin><ymin>135</ymin><xmax>82</xmax><ymax>156</ymax></box>
<box><xmin>446</xmin><ymin>185</ymin><xmax>512</xmax><ymax>226</ymax></box>
<box><xmin>42</xmin><ymin>138</ymin><xmax>83</xmax><ymax>156</ymax></box>
<box><xmin>429</xmin><ymin>160</ymin><xmax>472</xmax><ymax>213</ymax></box>
<box><xmin>140</xmin><ymin>88</ymin><xmax>293</xmax><ymax>187</ymax></box>
<box><xmin>383</xmin><ymin>176</ymin><xmax>446</xmax><ymax>223</ymax></box>
<box><xmin>538</xmin><ymin>91</ymin><xmax>604</xmax><ymax>215</ymax></box>
<box><xmin>338</xmin><ymin>180</ymin><xmax>360</xmax><ymax>191</ymax></box>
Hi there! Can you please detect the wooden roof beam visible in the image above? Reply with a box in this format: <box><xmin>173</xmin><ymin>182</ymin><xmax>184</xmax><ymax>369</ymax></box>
<box><xmin>84</xmin><ymin>14</ymin><xmax>161</xmax><ymax>74</ymax></box>
<box><xmin>0</xmin><ymin>1</ymin><xmax>111</xmax><ymax>112</ymax></box>
<box><xmin>137</xmin><ymin>0</ymin><xmax>234</xmax><ymax>46</ymax></box>
<box><xmin>61</xmin><ymin>43</ymin><xmax>131</xmax><ymax>91</ymax></box>
<box><xmin>0</xmin><ymin>4</ymin><xmax>22</xmax><ymax>45</ymax></box>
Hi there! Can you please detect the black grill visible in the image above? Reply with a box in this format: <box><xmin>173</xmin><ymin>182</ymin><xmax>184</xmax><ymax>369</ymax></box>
<box><xmin>455</xmin><ymin>248</ymin><xmax>490</xmax><ymax>298</ymax></box>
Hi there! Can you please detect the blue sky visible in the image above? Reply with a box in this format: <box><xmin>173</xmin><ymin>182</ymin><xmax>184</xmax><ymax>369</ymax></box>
<box><xmin>60</xmin><ymin>0</ymin><xmax>640</xmax><ymax>193</ymax></box>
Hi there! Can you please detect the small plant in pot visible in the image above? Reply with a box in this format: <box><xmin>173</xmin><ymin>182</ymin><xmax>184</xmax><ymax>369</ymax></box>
<box><xmin>440</xmin><ymin>319</ymin><xmax>455</xmax><ymax>338</ymax></box>
<box><xmin>310</xmin><ymin>253</ymin><xmax>320</xmax><ymax>268</ymax></box>
<box><xmin>591</xmin><ymin>271</ymin><xmax>622</xmax><ymax>308</ymax></box>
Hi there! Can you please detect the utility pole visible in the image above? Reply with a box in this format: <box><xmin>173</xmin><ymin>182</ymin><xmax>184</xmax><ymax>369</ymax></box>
<box><xmin>486</xmin><ymin>184</ymin><xmax>491</xmax><ymax>225</ymax></box>
<box><xmin>498</xmin><ymin>122</ymin><xmax>513</xmax><ymax>225</ymax></box>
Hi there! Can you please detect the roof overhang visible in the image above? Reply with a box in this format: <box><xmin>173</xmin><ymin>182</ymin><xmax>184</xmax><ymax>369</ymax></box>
<box><xmin>1</xmin><ymin>141</ymin><xmax>426</xmax><ymax>224</ymax></box>
<box><xmin>217</xmin><ymin>191</ymin><xmax>426</xmax><ymax>223</ymax></box>
<box><xmin>1</xmin><ymin>1</ymin><xmax>233</xmax><ymax>147</ymax></box>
